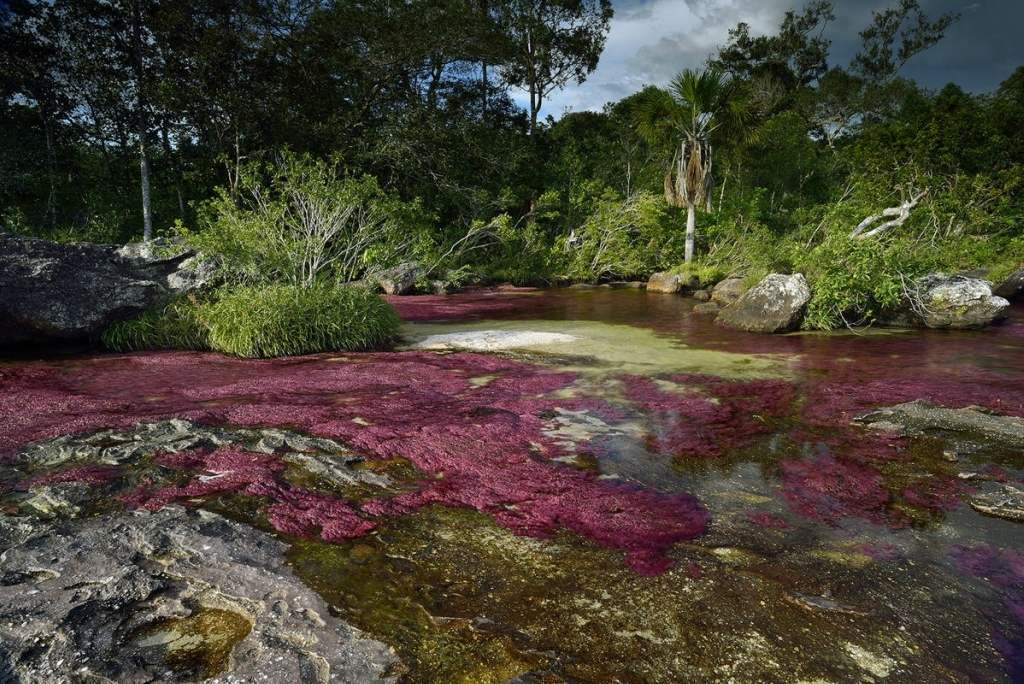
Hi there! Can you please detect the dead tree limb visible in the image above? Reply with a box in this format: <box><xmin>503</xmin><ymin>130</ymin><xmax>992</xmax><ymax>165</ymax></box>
<box><xmin>850</xmin><ymin>189</ymin><xmax>928</xmax><ymax>239</ymax></box>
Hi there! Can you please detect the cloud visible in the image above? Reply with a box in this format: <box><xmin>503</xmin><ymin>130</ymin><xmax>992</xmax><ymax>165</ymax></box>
<box><xmin>530</xmin><ymin>0</ymin><xmax>1024</xmax><ymax>120</ymax></box>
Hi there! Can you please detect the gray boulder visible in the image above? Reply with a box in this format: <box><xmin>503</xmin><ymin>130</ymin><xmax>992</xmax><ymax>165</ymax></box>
<box><xmin>716</xmin><ymin>273</ymin><xmax>810</xmax><ymax>334</ymax></box>
<box><xmin>372</xmin><ymin>262</ymin><xmax>422</xmax><ymax>295</ymax></box>
<box><xmin>908</xmin><ymin>274</ymin><xmax>1009</xmax><ymax>329</ymax></box>
<box><xmin>692</xmin><ymin>289</ymin><xmax>712</xmax><ymax>302</ymax></box>
<box><xmin>647</xmin><ymin>271</ymin><xmax>682</xmax><ymax>294</ymax></box>
<box><xmin>994</xmin><ymin>267</ymin><xmax>1024</xmax><ymax>300</ymax></box>
<box><xmin>0</xmin><ymin>234</ymin><xmax>207</xmax><ymax>347</ymax></box>
<box><xmin>0</xmin><ymin>506</ymin><xmax>400</xmax><ymax>682</ymax></box>
<box><xmin>711</xmin><ymin>277</ymin><xmax>748</xmax><ymax>307</ymax></box>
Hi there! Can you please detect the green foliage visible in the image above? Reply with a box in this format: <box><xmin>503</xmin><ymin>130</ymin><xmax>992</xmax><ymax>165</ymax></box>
<box><xmin>102</xmin><ymin>285</ymin><xmax>399</xmax><ymax>358</ymax></box>
<box><xmin>799</xmin><ymin>232</ymin><xmax>933</xmax><ymax>330</ymax></box>
<box><xmin>565</xmin><ymin>190</ymin><xmax>681</xmax><ymax>281</ymax></box>
<box><xmin>200</xmin><ymin>284</ymin><xmax>399</xmax><ymax>358</ymax></box>
<box><xmin>184</xmin><ymin>153</ymin><xmax>435</xmax><ymax>286</ymax></box>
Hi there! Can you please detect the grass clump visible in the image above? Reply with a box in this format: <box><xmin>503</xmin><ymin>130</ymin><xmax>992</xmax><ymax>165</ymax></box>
<box><xmin>101</xmin><ymin>298</ymin><xmax>208</xmax><ymax>352</ymax></box>
<box><xmin>102</xmin><ymin>285</ymin><xmax>399</xmax><ymax>358</ymax></box>
<box><xmin>202</xmin><ymin>284</ymin><xmax>399</xmax><ymax>358</ymax></box>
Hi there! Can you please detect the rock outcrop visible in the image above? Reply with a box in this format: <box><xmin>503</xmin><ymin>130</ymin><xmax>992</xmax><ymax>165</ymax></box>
<box><xmin>856</xmin><ymin>401</ymin><xmax>1024</xmax><ymax>449</ymax></box>
<box><xmin>710</xmin><ymin>277</ymin><xmax>747</xmax><ymax>307</ymax></box>
<box><xmin>646</xmin><ymin>271</ymin><xmax>683</xmax><ymax>294</ymax></box>
<box><xmin>371</xmin><ymin>262</ymin><xmax>422</xmax><ymax>295</ymax></box>
<box><xmin>0</xmin><ymin>234</ymin><xmax>209</xmax><ymax>347</ymax></box>
<box><xmin>716</xmin><ymin>273</ymin><xmax>810</xmax><ymax>334</ymax></box>
<box><xmin>0</xmin><ymin>506</ymin><xmax>400</xmax><ymax>682</ymax></box>
<box><xmin>994</xmin><ymin>267</ymin><xmax>1024</xmax><ymax>300</ymax></box>
<box><xmin>903</xmin><ymin>275</ymin><xmax>1009</xmax><ymax>329</ymax></box>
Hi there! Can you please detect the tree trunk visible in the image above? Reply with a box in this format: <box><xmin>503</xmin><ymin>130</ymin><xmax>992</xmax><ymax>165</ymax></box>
<box><xmin>160</xmin><ymin>125</ymin><xmax>186</xmax><ymax>219</ymax></box>
<box><xmin>685</xmin><ymin>202</ymin><xmax>696</xmax><ymax>263</ymax></box>
<box><xmin>40</xmin><ymin>104</ymin><xmax>57</xmax><ymax>231</ymax></box>
<box><xmin>139</xmin><ymin>140</ymin><xmax>153</xmax><ymax>242</ymax></box>
<box><xmin>130</xmin><ymin>0</ymin><xmax>153</xmax><ymax>242</ymax></box>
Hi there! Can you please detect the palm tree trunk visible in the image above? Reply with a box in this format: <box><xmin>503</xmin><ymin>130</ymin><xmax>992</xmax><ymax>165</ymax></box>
<box><xmin>685</xmin><ymin>202</ymin><xmax>696</xmax><ymax>263</ymax></box>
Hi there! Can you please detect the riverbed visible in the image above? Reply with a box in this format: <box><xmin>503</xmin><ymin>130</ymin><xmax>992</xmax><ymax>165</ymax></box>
<box><xmin>2</xmin><ymin>287</ymin><xmax>1023</xmax><ymax>682</ymax></box>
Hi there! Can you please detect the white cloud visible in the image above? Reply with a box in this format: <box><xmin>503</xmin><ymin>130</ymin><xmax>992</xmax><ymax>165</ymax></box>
<box><xmin>524</xmin><ymin>0</ymin><xmax>790</xmax><ymax>118</ymax></box>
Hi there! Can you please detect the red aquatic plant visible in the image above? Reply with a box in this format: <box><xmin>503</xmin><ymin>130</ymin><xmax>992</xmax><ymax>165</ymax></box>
<box><xmin>620</xmin><ymin>374</ymin><xmax>794</xmax><ymax>459</ymax></box>
<box><xmin>779</xmin><ymin>455</ymin><xmax>891</xmax><ymax>526</ymax></box>
<box><xmin>0</xmin><ymin>351</ymin><xmax>709</xmax><ymax>574</ymax></box>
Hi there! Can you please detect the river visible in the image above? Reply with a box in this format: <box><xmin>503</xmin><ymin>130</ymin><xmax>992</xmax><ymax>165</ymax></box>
<box><xmin>2</xmin><ymin>287</ymin><xmax>1023</xmax><ymax>682</ymax></box>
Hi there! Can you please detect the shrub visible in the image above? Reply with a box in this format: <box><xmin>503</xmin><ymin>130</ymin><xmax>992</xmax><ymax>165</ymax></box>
<box><xmin>102</xmin><ymin>285</ymin><xmax>400</xmax><ymax>358</ymax></box>
<box><xmin>200</xmin><ymin>284</ymin><xmax>399</xmax><ymax>358</ymax></box>
<box><xmin>183</xmin><ymin>152</ymin><xmax>435</xmax><ymax>286</ymax></box>
<box><xmin>564</xmin><ymin>190</ymin><xmax>681</xmax><ymax>281</ymax></box>
<box><xmin>799</xmin><ymin>232</ymin><xmax>934</xmax><ymax>330</ymax></box>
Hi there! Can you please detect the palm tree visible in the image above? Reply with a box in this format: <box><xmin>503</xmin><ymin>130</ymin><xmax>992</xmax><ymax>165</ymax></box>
<box><xmin>634</xmin><ymin>69</ymin><xmax>743</xmax><ymax>262</ymax></box>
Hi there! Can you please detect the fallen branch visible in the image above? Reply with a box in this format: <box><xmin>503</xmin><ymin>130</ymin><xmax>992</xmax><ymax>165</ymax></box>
<box><xmin>850</xmin><ymin>189</ymin><xmax>928</xmax><ymax>239</ymax></box>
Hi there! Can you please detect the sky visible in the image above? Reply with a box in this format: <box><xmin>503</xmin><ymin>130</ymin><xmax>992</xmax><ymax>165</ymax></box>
<box><xmin>524</xmin><ymin>0</ymin><xmax>1024</xmax><ymax>120</ymax></box>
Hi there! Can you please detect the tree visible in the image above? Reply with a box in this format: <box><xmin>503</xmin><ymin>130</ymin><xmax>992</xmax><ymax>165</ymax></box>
<box><xmin>633</xmin><ymin>70</ymin><xmax>744</xmax><ymax>263</ymax></box>
<box><xmin>498</xmin><ymin>0</ymin><xmax>612</xmax><ymax>133</ymax></box>
<box><xmin>852</xmin><ymin>0</ymin><xmax>959</xmax><ymax>85</ymax></box>
<box><xmin>711</xmin><ymin>1</ymin><xmax>834</xmax><ymax>94</ymax></box>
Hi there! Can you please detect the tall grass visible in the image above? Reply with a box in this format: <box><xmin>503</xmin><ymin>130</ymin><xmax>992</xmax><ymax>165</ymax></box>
<box><xmin>203</xmin><ymin>284</ymin><xmax>399</xmax><ymax>357</ymax></box>
<box><xmin>101</xmin><ymin>299</ymin><xmax>208</xmax><ymax>352</ymax></box>
<box><xmin>101</xmin><ymin>285</ymin><xmax>400</xmax><ymax>358</ymax></box>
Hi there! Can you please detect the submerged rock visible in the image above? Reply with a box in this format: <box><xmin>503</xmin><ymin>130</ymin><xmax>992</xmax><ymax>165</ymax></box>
<box><xmin>0</xmin><ymin>506</ymin><xmax>400</xmax><ymax>682</ymax></box>
<box><xmin>646</xmin><ymin>271</ymin><xmax>683</xmax><ymax>294</ymax></box>
<box><xmin>716</xmin><ymin>273</ymin><xmax>810</xmax><ymax>334</ymax></box>
<box><xmin>970</xmin><ymin>482</ymin><xmax>1024</xmax><ymax>522</ymax></box>
<box><xmin>692</xmin><ymin>301</ymin><xmax>721</xmax><ymax>315</ymax></box>
<box><xmin>0</xmin><ymin>233</ymin><xmax>207</xmax><ymax>347</ymax></box>
<box><xmin>855</xmin><ymin>401</ymin><xmax>1024</xmax><ymax>449</ymax></box>
<box><xmin>410</xmin><ymin>330</ymin><xmax>578</xmax><ymax>351</ymax></box>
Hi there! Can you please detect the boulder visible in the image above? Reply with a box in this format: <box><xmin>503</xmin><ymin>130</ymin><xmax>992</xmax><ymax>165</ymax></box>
<box><xmin>0</xmin><ymin>234</ymin><xmax>208</xmax><ymax>348</ymax></box>
<box><xmin>908</xmin><ymin>274</ymin><xmax>1009</xmax><ymax>329</ymax></box>
<box><xmin>0</xmin><ymin>506</ymin><xmax>400</xmax><ymax>682</ymax></box>
<box><xmin>692</xmin><ymin>302</ymin><xmax>720</xmax><ymax>315</ymax></box>
<box><xmin>711</xmin><ymin>277</ymin><xmax>748</xmax><ymax>307</ymax></box>
<box><xmin>372</xmin><ymin>261</ymin><xmax>422</xmax><ymax>295</ymax></box>
<box><xmin>647</xmin><ymin>272</ymin><xmax>682</xmax><ymax>294</ymax></box>
<box><xmin>994</xmin><ymin>267</ymin><xmax>1024</xmax><ymax>300</ymax></box>
<box><xmin>716</xmin><ymin>273</ymin><xmax>810</xmax><ymax>334</ymax></box>
<box><xmin>692</xmin><ymin>289</ymin><xmax>712</xmax><ymax>302</ymax></box>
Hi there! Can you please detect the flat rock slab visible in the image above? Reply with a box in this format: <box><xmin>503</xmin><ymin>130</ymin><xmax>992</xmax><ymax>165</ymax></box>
<box><xmin>970</xmin><ymin>482</ymin><xmax>1024</xmax><ymax>522</ymax></box>
<box><xmin>410</xmin><ymin>330</ymin><xmax>578</xmax><ymax>351</ymax></box>
<box><xmin>856</xmin><ymin>400</ymin><xmax>1024</xmax><ymax>449</ymax></box>
<box><xmin>0</xmin><ymin>506</ymin><xmax>400</xmax><ymax>682</ymax></box>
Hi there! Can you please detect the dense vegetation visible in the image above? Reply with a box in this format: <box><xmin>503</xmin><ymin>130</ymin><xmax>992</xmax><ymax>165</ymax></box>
<box><xmin>3</xmin><ymin>0</ymin><xmax>1023</xmax><ymax>333</ymax></box>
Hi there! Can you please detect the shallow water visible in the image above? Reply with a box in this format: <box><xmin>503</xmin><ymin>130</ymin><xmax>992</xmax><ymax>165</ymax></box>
<box><xmin>2</xmin><ymin>288</ymin><xmax>1024</xmax><ymax>682</ymax></box>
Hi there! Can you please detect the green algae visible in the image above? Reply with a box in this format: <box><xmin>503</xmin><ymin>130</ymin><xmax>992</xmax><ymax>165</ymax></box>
<box><xmin>283</xmin><ymin>503</ymin><xmax>993</xmax><ymax>683</ymax></box>
<box><xmin>129</xmin><ymin>607</ymin><xmax>252</xmax><ymax>679</ymax></box>
<box><xmin>401</xmin><ymin>319</ymin><xmax>789</xmax><ymax>379</ymax></box>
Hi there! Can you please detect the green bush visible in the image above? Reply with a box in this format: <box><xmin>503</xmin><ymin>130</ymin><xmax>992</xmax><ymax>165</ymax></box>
<box><xmin>182</xmin><ymin>152</ymin><xmax>436</xmax><ymax>286</ymax></box>
<box><xmin>799</xmin><ymin>232</ymin><xmax>934</xmax><ymax>330</ymax></box>
<box><xmin>201</xmin><ymin>284</ymin><xmax>399</xmax><ymax>358</ymax></box>
<box><xmin>564</xmin><ymin>190</ymin><xmax>682</xmax><ymax>281</ymax></box>
<box><xmin>102</xmin><ymin>285</ymin><xmax>400</xmax><ymax>358</ymax></box>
